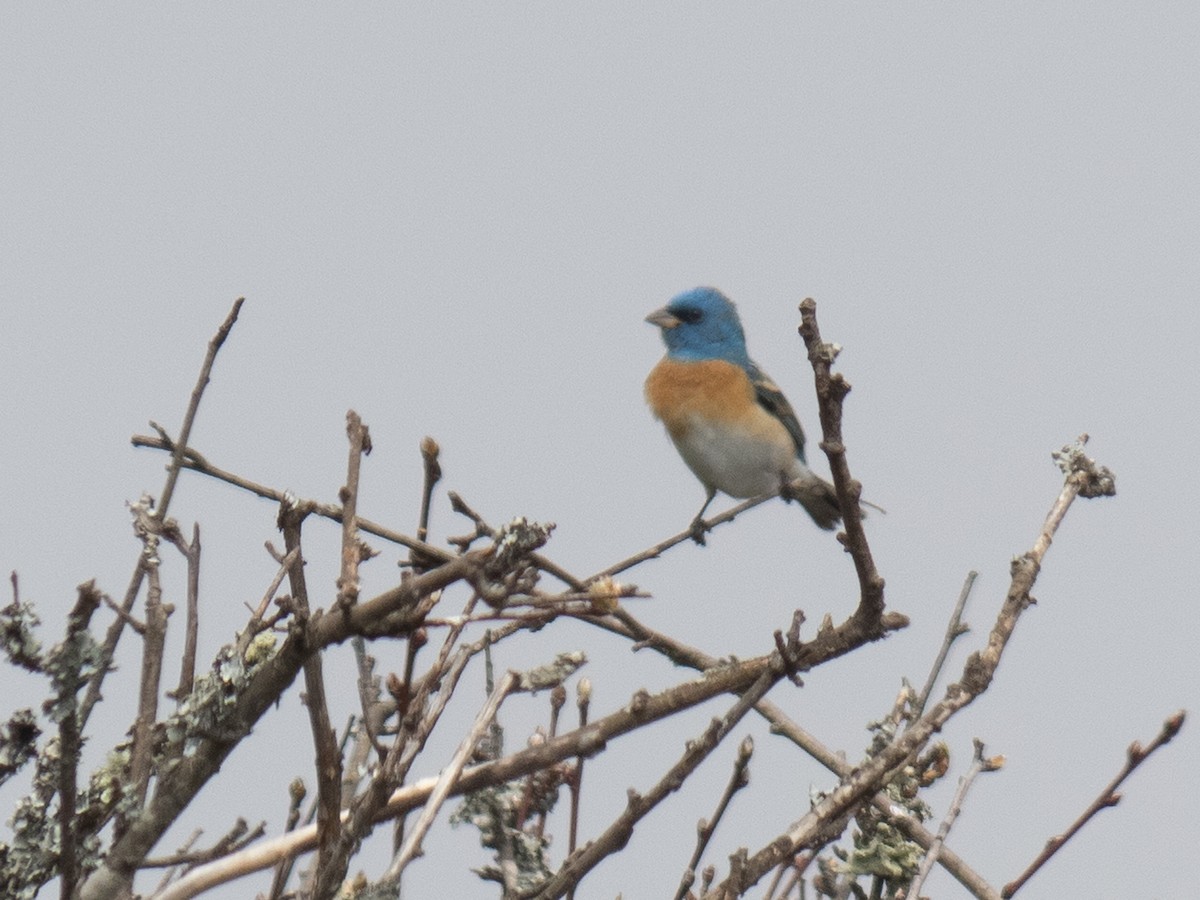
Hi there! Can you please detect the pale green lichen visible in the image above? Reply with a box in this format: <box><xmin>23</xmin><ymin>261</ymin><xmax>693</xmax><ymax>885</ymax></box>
<box><xmin>0</xmin><ymin>710</ymin><xmax>40</xmax><ymax>787</ymax></box>
<box><xmin>163</xmin><ymin>632</ymin><xmax>277</xmax><ymax>756</ymax></box>
<box><xmin>0</xmin><ymin>600</ymin><xmax>43</xmax><ymax>673</ymax></box>
<box><xmin>450</xmin><ymin>778</ymin><xmax>560</xmax><ymax>893</ymax></box>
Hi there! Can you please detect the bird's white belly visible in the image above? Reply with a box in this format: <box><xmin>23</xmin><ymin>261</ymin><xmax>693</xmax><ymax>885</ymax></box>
<box><xmin>671</xmin><ymin>415</ymin><xmax>800</xmax><ymax>499</ymax></box>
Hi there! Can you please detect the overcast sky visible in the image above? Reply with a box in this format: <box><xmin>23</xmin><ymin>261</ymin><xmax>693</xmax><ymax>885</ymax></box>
<box><xmin>2</xmin><ymin>5</ymin><xmax>1196</xmax><ymax>899</ymax></box>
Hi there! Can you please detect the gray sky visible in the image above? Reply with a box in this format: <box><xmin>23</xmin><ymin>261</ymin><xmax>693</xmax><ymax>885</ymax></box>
<box><xmin>2</xmin><ymin>5</ymin><xmax>1196</xmax><ymax>898</ymax></box>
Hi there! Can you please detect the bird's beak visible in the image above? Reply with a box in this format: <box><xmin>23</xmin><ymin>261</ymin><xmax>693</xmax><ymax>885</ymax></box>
<box><xmin>645</xmin><ymin>307</ymin><xmax>680</xmax><ymax>329</ymax></box>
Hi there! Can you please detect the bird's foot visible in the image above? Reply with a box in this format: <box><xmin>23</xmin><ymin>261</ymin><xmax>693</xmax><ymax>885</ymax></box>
<box><xmin>688</xmin><ymin>516</ymin><xmax>710</xmax><ymax>546</ymax></box>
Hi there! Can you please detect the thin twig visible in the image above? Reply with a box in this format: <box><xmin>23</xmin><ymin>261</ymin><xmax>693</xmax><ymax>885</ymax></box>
<box><xmin>56</xmin><ymin>582</ymin><xmax>103</xmax><ymax>900</ymax></box>
<box><xmin>1002</xmin><ymin>710</ymin><xmax>1185</xmax><ymax>898</ymax></box>
<box><xmin>132</xmin><ymin>433</ymin><xmax>456</xmax><ymax>565</ymax></box>
<box><xmin>267</xmin><ymin>779</ymin><xmax>307</xmax><ymax>900</ymax></box>
<box><xmin>158</xmin><ymin>298</ymin><xmax>244</xmax><ymax>516</ymax></box>
<box><xmin>127</xmin><ymin>537</ymin><xmax>169</xmax><ymax>826</ymax></box>
<box><xmin>82</xmin><ymin>298</ymin><xmax>242</xmax><ymax>729</ymax></box>
<box><xmin>153</xmin><ymin>654</ymin><xmax>779</xmax><ymax>900</ymax></box>
<box><xmin>171</xmin><ymin>523</ymin><xmax>202</xmax><ymax>700</ymax></box>
<box><xmin>385</xmin><ymin>671</ymin><xmax>519</xmax><ymax>881</ymax></box>
<box><xmin>142</xmin><ymin>819</ymin><xmax>264</xmax><ymax>868</ymax></box>
<box><xmin>585</xmin><ymin>493</ymin><xmax>779</xmax><ymax>582</ymax></box>
<box><xmin>906</xmin><ymin>739</ymin><xmax>1003</xmax><ymax>899</ymax></box>
<box><xmin>152</xmin><ymin>830</ymin><xmax>202</xmax><ymax>893</ymax></box>
<box><xmin>912</xmin><ymin>571</ymin><xmax>976</xmax><ymax>719</ymax></box>
<box><xmin>675</xmin><ymin>734</ymin><xmax>755</xmax><ymax>900</ymax></box>
<box><xmin>278</xmin><ymin>504</ymin><xmax>344</xmax><ymax>900</ymax></box>
<box><xmin>586</xmin><ymin>599</ymin><xmax>992</xmax><ymax>895</ymax></box>
<box><xmin>336</xmin><ymin>410</ymin><xmax>371</xmax><ymax>608</ymax></box>
<box><xmin>416</xmin><ymin>436</ymin><xmax>442</xmax><ymax>551</ymax></box>
<box><xmin>565</xmin><ymin>677</ymin><xmax>591</xmax><ymax>900</ymax></box>
<box><xmin>536</xmin><ymin>667</ymin><xmax>783</xmax><ymax>899</ymax></box>
<box><xmin>701</xmin><ymin>436</ymin><xmax>1116</xmax><ymax>898</ymax></box>
<box><xmin>798</xmin><ymin>298</ymin><xmax>885</xmax><ymax>627</ymax></box>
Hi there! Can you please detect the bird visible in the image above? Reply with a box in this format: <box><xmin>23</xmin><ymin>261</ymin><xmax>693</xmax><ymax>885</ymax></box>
<box><xmin>644</xmin><ymin>286</ymin><xmax>841</xmax><ymax>540</ymax></box>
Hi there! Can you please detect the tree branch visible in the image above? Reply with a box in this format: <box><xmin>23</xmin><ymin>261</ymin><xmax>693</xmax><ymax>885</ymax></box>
<box><xmin>701</xmin><ymin>435</ymin><xmax>1116</xmax><ymax>898</ymax></box>
<box><xmin>1002</xmin><ymin>710</ymin><xmax>1184</xmax><ymax>898</ymax></box>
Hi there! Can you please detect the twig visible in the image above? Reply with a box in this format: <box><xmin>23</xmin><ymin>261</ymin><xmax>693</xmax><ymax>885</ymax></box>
<box><xmin>416</xmin><ymin>436</ymin><xmax>442</xmax><ymax>550</ymax></box>
<box><xmin>585</xmin><ymin>493</ymin><xmax>779</xmax><ymax>582</ymax></box>
<box><xmin>565</xmin><ymin>677</ymin><xmax>591</xmax><ymax>900</ymax></box>
<box><xmin>153</xmin><ymin>654</ymin><xmax>780</xmax><ymax>900</ymax></box>
<box><xmin>912</xmin><ymin>571</ymin><xmax>976</xmax><ymax>719</ymax></box>
<box><xmin>536</xmin><ymin>667</ymin><xmax>783</xmax><ymax>899</ymax></box>
<box><xmin>131</xmin><ymin>434</ymin><xmax>456</xmax><ymax>565</ymax></box>
<box><xmin>798</xmin><ymin>298</ymin><xmax>885</xmax><ymax>627</ymax></box>
<box><xmin>675</xmin><ymin>734</ymin><xmax>755</xmax><ymax>900</ymax></box>
<box><xmin>385</xmin><ymin>671</ymin><xmax>519</xmax><ymax>881</ymax></box>
<box><xmin>267</xmin><ymin>779</ymin><xmax>307</xmax><ymax>900</ymax></box>
<box><xmin>336</xmin><ymin>410</ymin><xmax>372</xmax><ymax>608</ymax></box>
<box><xmin>82</xmin><ymin>298</ymin><xmax>242</xmax><ymax>729</ymax></box>
<box><xmin>701</xmin><ymin>437</ymin><xmax>1116</xmax><ymax>899</ymax></box>
<box><xmin>127</xmin><ymin>538</ymin><xmax>170</xmax><ymax>829</ymax></box>
<box><xmin>171</xmin><ymin>523</ymin><xmax>201</xmax><ymax>700</ymax></box>
<box><xmin>152</xmin><ymin>830</ymin><xmax>201</xmax><ymax>893</ymax></box>
<box><xmin>1002</xmin><ymin>710</ymin><xmax>1185</xmax><ymax>898</ymax></box>
<box><xmin>277</xmin><ymin>503</ymin><xmax>344</xmax><ymax>900</ymax></box>
<box><xmin>158</xmin><ymin>298</ymin><xmax>243</xmax><ymax>516</ymax></box>
<box><xmin>142</xmin><ymin>818</ymin><xmax>265</xmax><ymax>868</ymax></box>
<box><xmin>906</xmin><ymin>739</ymin><xmax>1003</xmax><ymax>899</ymax></box>
<box><xmin>240</xmin><ymin>545</ymin><xmax>300</xmax><ymax>651</ymax></box>
<box><xmin>55</xmin><ymin>582</ymin><xmax>103</xmax><ymax>900</ymax></box>
<box><xmin>588</xmin><ymin>599</ymin><xmax>993</xmax><ymax>895</ymax></box>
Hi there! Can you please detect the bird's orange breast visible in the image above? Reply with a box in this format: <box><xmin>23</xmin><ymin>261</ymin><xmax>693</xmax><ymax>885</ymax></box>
<box><xmin>644</xmin><ymin>357</ymin><xmax>757</xmax><ymax>439</ymax></box>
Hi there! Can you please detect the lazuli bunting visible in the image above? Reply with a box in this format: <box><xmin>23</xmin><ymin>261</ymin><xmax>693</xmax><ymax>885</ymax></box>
<box><xmin>644</xmin><ymin>286</ymin><xmax>841</xmax><ymax>535</ymax></box>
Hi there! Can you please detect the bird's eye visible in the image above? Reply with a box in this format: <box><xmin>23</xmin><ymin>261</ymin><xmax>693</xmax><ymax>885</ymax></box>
<box><xmin>675</xmin><ymin>307</ymin><xmax>703</xmax><ymax>324</ymax></box>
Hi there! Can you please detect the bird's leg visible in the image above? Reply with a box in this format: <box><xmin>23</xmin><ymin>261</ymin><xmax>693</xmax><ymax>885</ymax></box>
<box><xmin>779</xmin><ymin>474</ymin><xmax>799</xmax><ymax>504</ymax></box>
<box><xmin>689</xmin><ymin>489</ymin><xmax>716</xmax><ymax>545</ymax></box>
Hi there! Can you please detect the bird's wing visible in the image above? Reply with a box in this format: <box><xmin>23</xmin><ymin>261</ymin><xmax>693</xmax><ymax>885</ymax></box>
<box><xmin>748</xmin><ymin>362</ymin><xmax>807</xmax><ymax>462</ymax></box>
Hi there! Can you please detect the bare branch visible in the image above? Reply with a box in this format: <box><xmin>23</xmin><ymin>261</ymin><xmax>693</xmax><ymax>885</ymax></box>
<box><xmin>55</xmin><ymin>582</ymin><xmax>103</xmax><ymax>900</ymax></box>
<box><xmin>415</xmin><ymin>436</ymin><xmax>442</xmax><ymax>551</ymax></box>
<box><xmin>132</xmin><ymin>433</ymin><xmax>457</xmax><ymax>570</ymax></box>
<box><xmin>913</xmin><ymin>570</ymin><xmax>976</xmax><ymax>719</ymax></box>
<box><xmin>385</xmin><ymin>670</ymin><xmax>519</xmax><ymax>881</ymax></box>
<box><xmin>1002</xmin><ymin>710</ymin><xmax>1184</xmax><ymax>898</ymax></box>
<box><xmin>675</xmin><ymin>734</ymin><xmax>754</xmax><ymax>900</ymax></box>
<box><xmin>276</xmin><ymin>503</ymin><xmax>344</xmax><ymax>900</ymax></box>
<box><xmin>153</xmin><ymin>653</ymin><xmax>781</xmax><ymax>900</ymax></box>
<box><xmin>169</xmin><ymin>523</ymin><xmax>201</xmax><ymax>701</ymax></box>
<box><xmin>798</xmin><ymin>298</ymin><xmax>886</xmax><ymax>627</ymax></box>
<box><xmin>585</xmin><ymin>493</ymin><xmax>778</xmax><ymax>583</ymax></box>
<box><xmin>536</xmin><ymin>666</ymin><xmax>781</xmax><ymax>899</ymax></box>
<box><xmin>157</xmin><ymin>298</ymin><xmax>244</xmax><ymax>516</ymax></box>
<box><xmin>142</xmin><ymin>818</ymin><xmax>265</xmax><ymax>869</ymax></box>
<box><xmin>125</xmin><ymin>543</ymin><xmax>169</xmax><ymax>829</ymax></box>
<box><xmin>267</xmin><ymin>779</ymin><xmax>307</xmax><ymax>900</ymax></box>
<box><xmin>906</xmin><ymin>739</ymin><xmax>1003</xmax><ymax>899</ymax></box>
<box><xmin>82</xmin><ymin>299</ymin><xmax>243</xmax><ymax>729</ymax></box>
<box><xmin>701</xmin><ymin>437</ymin><xmax>1115</xmax><ymax>898</ymax></box>
<box><xmin>336</xmin><ymin>410</ymin><xmax>372</xmax><ymax>609</ymax></box>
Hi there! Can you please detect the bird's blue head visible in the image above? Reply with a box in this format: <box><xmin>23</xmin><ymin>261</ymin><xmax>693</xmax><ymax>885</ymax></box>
<box><xmin>645</xmin><ymin>287</ymin><xmax>751</xmax><ymax>367</ymax></box>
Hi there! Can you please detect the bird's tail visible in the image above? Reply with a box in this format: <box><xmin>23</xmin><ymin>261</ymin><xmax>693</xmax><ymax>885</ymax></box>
<box><xmin>786</xmin><ymin>469</ymin><xmax>842</xmax><ymax>531</ymax></box>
